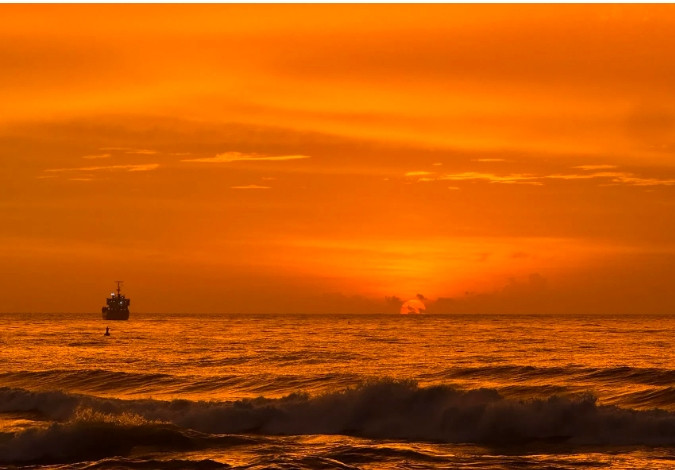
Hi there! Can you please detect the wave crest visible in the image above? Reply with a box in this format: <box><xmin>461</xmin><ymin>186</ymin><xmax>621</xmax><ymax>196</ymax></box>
<box><xmin>2</xmin><ymin>380</ymin><xmax>675</xmax><ymax>463</ymax></box>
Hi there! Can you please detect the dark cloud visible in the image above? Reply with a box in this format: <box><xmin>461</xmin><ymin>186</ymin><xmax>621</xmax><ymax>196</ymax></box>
<box><xmin>427</xmin><ymin>273</ymin><xmax>550</xmax><ymax>315</ymax></box>
<box><xmin>385</xmin><ymin>296</ymin><xmax>404</xmax><ymax>314</ymax></box>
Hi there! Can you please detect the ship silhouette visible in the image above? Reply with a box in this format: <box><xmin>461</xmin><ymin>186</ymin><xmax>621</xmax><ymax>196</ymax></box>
<box><xmin>102</xmin><ymin>281</ymin><xmax>130</xmax><ymax>320</ymax></box>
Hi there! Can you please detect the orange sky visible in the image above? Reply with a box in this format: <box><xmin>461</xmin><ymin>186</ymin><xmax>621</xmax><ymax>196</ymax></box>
<box><xmin>2</xmin><ymin>5</ymin><xmax>675</xmax><ymax>314</ymax></box>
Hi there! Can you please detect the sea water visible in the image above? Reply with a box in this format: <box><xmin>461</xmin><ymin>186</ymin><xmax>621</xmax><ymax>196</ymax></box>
<box><xmin>0</xmin><ymin>313</ymin><xmax>673</xmax><ymax>469</ymax></box>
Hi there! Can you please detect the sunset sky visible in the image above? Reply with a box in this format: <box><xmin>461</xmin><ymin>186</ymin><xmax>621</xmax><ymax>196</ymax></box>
<box><xmin>2</xmin><ymin>4</ymin><xmax>675</xmax><ymax>314</ymax></box>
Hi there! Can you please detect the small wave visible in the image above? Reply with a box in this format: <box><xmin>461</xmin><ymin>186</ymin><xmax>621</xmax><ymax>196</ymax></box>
<box><xmin>66</xmin><ymin>457</ymin><xmax>230</xmax><ymax>469</ymax></box>
<box><xmin>268</xmin><ymin>350</ymin><xmax>363</xmax><ymax>364</ymax></box>
<box><xmin>324</xmin><ymin>444</ymin><xmax>449</xmax><ymax>465</ymax></box>
<box><xmin>66</xmin><ymin>341</ymin><xmax>107</xmax><ymax>347</ymax></box>
<box><xmin>0</xmin><ymin>370</ymin><xmax>364</xmax><ymax>401</ymax></box>
<box><xmin>582</xmin><ymin>366</ymin><xmax>675</xmax><ymax>386</ymax></box>
<box><xmin>0</xmin><ymin>370</ymin><xmax>178</xmax><ymax>395</ymax></box>
<box><xmin>422</xmin><ymin>365</ymin><xmax>675</xmax><ymax>387</ymax></box>
<box><xmin>443</xmin><ymin>365</ymin><xmax>570</xmax><ymax>380</ymax></box>
<box><xmin>616</xmin><ymin>387</ymin><xmax>675</xmax><ymax>409</ymax></box>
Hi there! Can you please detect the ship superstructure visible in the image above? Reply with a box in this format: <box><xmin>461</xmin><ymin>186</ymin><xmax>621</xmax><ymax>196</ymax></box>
<box><xmin>102</xmin><ymin>281</ymin><xmax>130</xmax><ymax>320</ymax></box>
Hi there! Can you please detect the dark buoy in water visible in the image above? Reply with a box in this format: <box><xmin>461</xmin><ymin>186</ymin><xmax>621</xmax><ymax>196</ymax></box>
<box><xmin>104</xmin><ymin>326</ymin><xmax>110</xmax><ymax>336</ymax></box>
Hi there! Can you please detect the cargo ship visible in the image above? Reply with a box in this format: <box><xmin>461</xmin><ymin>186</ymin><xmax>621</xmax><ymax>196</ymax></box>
<box><xmin>102</xmin><ymin>281</ymin><xmax>130</xmax><ymax>320</ymax></box>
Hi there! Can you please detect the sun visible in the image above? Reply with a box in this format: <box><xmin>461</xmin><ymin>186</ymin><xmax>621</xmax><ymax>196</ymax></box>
<box><xmin>400</xmin><ymin>298</ymin><xmax>426</xmax><ymax>314</ymax></box>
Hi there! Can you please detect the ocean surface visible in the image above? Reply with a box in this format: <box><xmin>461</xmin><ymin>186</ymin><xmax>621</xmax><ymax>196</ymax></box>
<box><xmin>0</xmin><ymin>313</ymin><xmax>673</xmax><ymax>469</ymax></box>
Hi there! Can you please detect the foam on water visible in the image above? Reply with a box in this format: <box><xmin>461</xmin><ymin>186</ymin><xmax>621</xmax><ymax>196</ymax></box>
<box><xmin>2</xmin><ymin>380</ymin><xmax>675</xmax><ymax>465</ymax></box>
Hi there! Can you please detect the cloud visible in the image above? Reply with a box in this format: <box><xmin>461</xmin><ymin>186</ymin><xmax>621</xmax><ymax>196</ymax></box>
<box><xmin>125</xmin><ymin>149</ymin><xmax>157</xmax><ymax>155</ymax></box>
<box><xmin>405</xmin><ymin>170</ymin><xmax>434</xmax><ymax>177</ymax></box>
<box><xmin>607</xmin><ymin>174</ymin><xmax>675</xmax><ymax>187</ymax></box>
<box><xmin>230</xmin><ymin>184</ymin><xmax>271</xmax><ymax>189</ymax></box>
<box><xmin>574</xmin><ymin>164</ymin><xmax>618</xmax><ymax>170</ymax></box>
<box><xmin>45</xmin><ymin>163</ymin><xmax>160</xmax><ymax>173</ymax></box>
<box><xmin>439</xmin><ymin>172</ymin><xmax>543</xmax><ymax>185</ymax></box>
<box><xmin>546</xmin><ymin>171</ymin><xmax>675</xmax><ymax>186</ymax></box>
<box><xmin>82</xmin><ymin>153</ymin><xmax>111</xmax><ymax>160</ymax></box>
<box><xmin>384</xmin><ymin>296</ymin><xmax>404</xmax><ymax>314</ymax></box>
<box><xmin>305</xmin><ymin>293</ymin><xmax>399</xmax><ymax>314</ymax></box>
<box><xmin>413</xmin><ymin>169</ymin><xmax>675</xmax><ymax>187</ymax></box>
<box><xmin>182</xmin><ymin>152</ymin><xmax>311</xmax><ymax>163</ymax></box>
<box><xmin>100</xmin><ymin>147</ymin><xmax>158</xmax><ymax>155</ymax></box>
<box><xmin>543</xmin><ymin>171</ymin><xmax>625</xmax><ymax>181</ymax></box>
<box><xmin>473</xmin><ymin>158</ymin><xmax>507</xmax><ymax>162</ymax></box>
<box><xmin>428</xmin><ymin>273</ymin><xmax>550</xmax><ymax>314</ymax></box>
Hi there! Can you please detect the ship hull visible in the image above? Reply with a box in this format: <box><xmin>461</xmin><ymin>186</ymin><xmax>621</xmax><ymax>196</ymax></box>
<box><xmin>102</xmin><ymin>308</ymin><xmax>129</xmax><ymax>320</ymax></box>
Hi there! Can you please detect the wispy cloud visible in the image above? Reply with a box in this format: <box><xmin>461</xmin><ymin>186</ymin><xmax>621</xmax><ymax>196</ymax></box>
<box><xmin>405</xmin><ymin>171</ymin><xmax>434</xmax><ymax>177</ymax></box>
<box><xmin>608</xmin><ymin>174</ymin><xmax>675</xmax><ymax>187</ymax></box>
<box><xmin>230</xmin><ymin>184</ymin><xmax>271</xmax><ymax>189</ymax></box>
<box><xmin>439</xmin><ymin>172</ymin><xmax>542</xmax><ymax>185</ymax></box>
<box><xmin>473</xmin><ymin>158</ymin><xmax>507</xmax><ymax>162</ymax></box>
<box><xmin>183</xmin><ymin>152</ymin><xmax>311</xmax><ymax>163</ymax></box>
<box><xmin>82</xmin><ymin>153</ymin><xmax>111</xmax><ymax>160</ymax></box>
<box><xmin>45</xmin><ymin>163</ymin><xmax>160</xmax><ymax>173</ymax></box>
<box><xmin>544</xmin><ymin>171</ymin><xmax>625</xmax><ymax>181</ymax></box>
<box><xmin>100</xmin><ymin>147</ymin><xmax>158</xmax><ymax>155</ymax></box>
<box><xmin>574</xmin><ymin>164</ymin><xmax>618</xmax><ymax>170</ymax></box>
<box><xmin>546</xmin><ymin>172</ymin><xmax>675</xmax><ymax>186</ymax></box>
<box><xmin>411</xmin><ymin>169</ymin><xmax>675</xmax><ymax>188</ymax></box>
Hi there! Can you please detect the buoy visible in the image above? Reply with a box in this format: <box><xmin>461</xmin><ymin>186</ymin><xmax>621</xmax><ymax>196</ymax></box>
<box><xmin>104</xmin><ymin>326</ymin><xmax>110</xmax><ymax>336</ymax></box>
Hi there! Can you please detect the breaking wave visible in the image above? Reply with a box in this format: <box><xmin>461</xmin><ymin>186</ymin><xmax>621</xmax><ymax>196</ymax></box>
<box><xmin>1</xmin><ymin>380</ymin><xmax>675</xmax><ymax>464</ymax></box>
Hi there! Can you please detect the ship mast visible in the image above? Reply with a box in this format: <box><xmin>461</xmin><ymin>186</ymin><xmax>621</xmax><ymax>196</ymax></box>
<box><xmin>116</xmin><ymin>280</ymin><xmax>123</xmax><ymax>296</ymax></box>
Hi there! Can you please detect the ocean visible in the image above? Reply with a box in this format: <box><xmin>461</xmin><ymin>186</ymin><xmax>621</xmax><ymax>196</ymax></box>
<box><xmin>0</xmin><ymin>313</ymin><xmax>673</xmax><ymax>469</ymax></box>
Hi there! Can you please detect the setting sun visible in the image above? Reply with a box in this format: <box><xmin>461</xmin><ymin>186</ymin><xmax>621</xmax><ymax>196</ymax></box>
<box><xmin>400</xmin><ymin>297</ymin><xmax>426</xmax><ymax>314</ymax></box>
